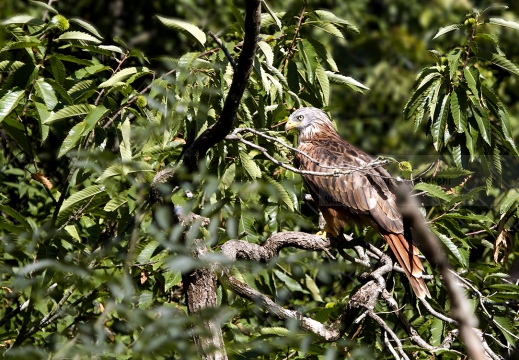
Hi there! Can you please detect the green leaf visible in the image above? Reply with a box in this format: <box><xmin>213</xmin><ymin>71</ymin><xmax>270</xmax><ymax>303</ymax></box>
<box><xmin>69</xmin><ymin>18</ymin><xmax>103</xmax><ymax>39</ymax></box>
<box><xmin>258</xmin><ymin>41</ymin><xmax>274</xmax><ymax>67</ymax></box>
<box><xmin>29</xmin><ymin>0</ymin><xmax>58</xmax><ymax>14</ymax></box>
<box><xmin>83</xmin><ymin>105</ymin><xmax>108</xmax><ymax>134</ymax></box>
<box><xmin>305</xmin><ymin>274</ymin><xmax>323</xmax><ymax>302</ymax></box>
<box><xmin>447</xmin><ymin>48</ymin><xmax>462</xmax><ymax>80</ymax></box>
<box><xmin>313</xmin><ymin>10</ymin><xmax>359</xmax><ymax>33</ymax></box>
<box><xmin>500</xmin><ymin>190</ymin><xmax>519</xmax><ymax>214</ymax></box>
<box><xmin>431</xmin><ymin>94</ymin><xmax>450</xmax><ymax>150</ymax></box>
<box><xmin>239</xmin><ymin>151</ymin><xmax>261</xmax><ymax>180</ymax></box>
<box><xmin>98</xmin><ymin>66</ymin><xmax>151</xmax><ymax>88</ymax></box>
<box><xmin>315</xmin><ymin>65</ymin><xmax>330</xmax><ymax>106</ymax></box>
<box><xmin>0</xmin><ymin>60</ymin><xmax>25</xmax><ymax>72</ymax></box>
<box><xmin>434</xmin><ymin>168</ymin><xmax>473</xmax><ymax>179</ymax></box>
<box><xmin>104</xmin><ymin>191</ymin><xmax>129</xmax><ymax>212</ymax></box>
<box><xmin>96</xmin><ymin>162</ymin><xmax>153</xmax><ymax>182</ymax></box>
<box><xmin>34</xmin><ymin>79</ymin><xmax>58</xmax><ymax>110</ymax></box>
<box><xmin>488</xmin><ymin>17</ymin><xmax>519</xmax><ymax>31</ymax></box>
<box><xmin>307</xmin><ymin>37</ymin><xmax>338</xmax><ymax>72</ymax></box>
<box><xmin>156</xmin><ymin>15</ymin><xmax>206</xmax><ymax>47</ymax></box>
<box><xmin>468</xmin><ymin>96</ymin><xmax>491</xmax><ymax>145</ymax></box>
<box><xmin>59</xmin><ymin>185</ymin><xmax>106</xmax><ymax>215</ymax></box>
<box><xmin>414</xmin><ymin>182</ymin><xmax>451</xmax><ymax>201</ymax></box>
<box><xmin>273</xmin><ymin>269</ymin><xmax>305</xmax><ymax>293</ymax></box>
<box><xmin>450</xmin><ymin>90</ymin><xmax>465</xmax><ymax>133</ymax></box>
<box><xmin>0</xmin><ymin>14</ymin><xmax>44</xmax><ymax>26</ymax></box>
<box><xmin>265</xmin><ymin>176</ymin><xmax>294</xmax><ymax>211</ymax></box>
<box><xmin>73</xmin><ymin>64</ymin><xmax>110</xmax><ymax>80</ymax></box>
<box><xmin>261</xmin><ymin>0</ymin><xmax>282</xmax><ymax>30</ymax></box>
<box><xmin>0</xmin><ymin>90</ymin><xmax>25</xmax><ymax>123</ymax></box>
<box><xmin>43</xmin><ymin>104</ymin><xmax>96</xmax><ymax>124</ymax></box>
<box><xmin>433</xmin><ymin>23</ymin><xmax>464</xmax><ymax>39</ymax></box>
<box><xmin>57</xmin><ymin>31</ymin><xmax>102</xmax><ymax>44</ymax></box>
<box><xmin>463</xmin><ymin>67</ymin><xmax>479</xmax><ymax>98</ymax></box>
<box><xmin>260</xmin><ymin>327</ymin><xmax>290</xmax><ymax>336</ymax></box>
<box><xmin>489</xmin><ymin>53</ymin><xmax>519</xmax><ymax>76</ymax></box>
<box><xmin>49</xmin><ymin>56</ymin><xmax>67</xmax><ymax>84</ymax></box>
<box><xmin>326</xmin><ymin>71</ymin><xmax>369</xmax><ymax>92</ymax></box>
<box><xmin>435</xmin><ymin>231</ymin><xmax>468</xmax><ymax>267</ymax></box>
<box><xmin>465</xmin><ymin>124</ymin><xmax>478</xmax><ymax>161</ymax></box>
<box><xmin>310</xmin><ymin>22</ymin><xmax>344</xmax><ymax>38</ymax></box>
<box><xmin>0</xmin><ymin>205</ymin><xmax>30</xmax><ymax>230</ymax></box>
<box><xmin>120</xmin><ymin>117</ymin><xmax>132</xmax><ymax>163</ymax></box>
<box><xmin>58</xmin><ymin>121</ymin><xmax>86</xmax><ymax>158</ymax></box>
<box><xmin>299</xmin><ymin>39</ymin><xmax>318</xmax><ymax>84</ymax></box>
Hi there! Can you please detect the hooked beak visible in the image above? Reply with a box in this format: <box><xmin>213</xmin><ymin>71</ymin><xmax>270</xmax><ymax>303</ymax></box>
<box><xmin>285</xmin><ymin>117</ymin><xmax>301</xmax><ymax>133</ymax></box>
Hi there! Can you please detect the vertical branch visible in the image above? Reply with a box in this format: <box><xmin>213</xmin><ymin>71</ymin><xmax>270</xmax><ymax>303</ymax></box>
<box><xmin>182</xmin><ymin>0</ymin><xmax>261</xmax><ymax>171</ymax></box>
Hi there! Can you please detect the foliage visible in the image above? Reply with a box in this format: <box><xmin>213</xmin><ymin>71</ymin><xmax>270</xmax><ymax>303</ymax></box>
<box><xmin>0</xmin><ymin>1</ymin><xmax>518</xmax><ymax>359</ymax></box>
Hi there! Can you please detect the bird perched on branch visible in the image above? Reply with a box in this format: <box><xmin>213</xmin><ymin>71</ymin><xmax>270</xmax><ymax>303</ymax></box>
<box><xmin>285</xmin><ymin>107</ymin><xmax>430</xmax><ymax>298</ymax></box>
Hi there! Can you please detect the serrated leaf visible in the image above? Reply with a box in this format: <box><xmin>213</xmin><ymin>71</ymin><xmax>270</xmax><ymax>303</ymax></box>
<box><xmin>0</xmin><ymin>205</ymin><xmax>30</xmax><ymax>230</ymax></box>
<box><xmin>260</xmin><ymin>327</ymin><xmax>290</xmax><ymax>336</ymax></box>
<box><xmin>98</xmin><ymin>66</ymin><xmax>150</xmax><ymax>88</ymax></box>
<box><xmin>0</xmin><ymin>90</ymin><xmax>25</xmax><ymax>123</ymax></box>
<box><xmin>500</xmin><ymin>190</ymin><xmax>519</xmax><ymax>214</ymax></box>
<box><xmin>34</xmin><ymin>79</ymin><xmax>58</xmax><ymax>110</ymax></box>
<box><xmin>465</xmin><ymin>125</ymin><xmax>478</xmax><ymax>161</ymax></box>
<box><xmin>43</xmin><ymin>104</ymin><xmax>96</xmax><ymax>124</ymax></box>
<box><xmin>29</xmin><ymin>0</ymin><xmax>58</xmax><ymax>14</ymax></box>
<box><xmin>315</xmin><ymin>64</ymin><xmax>330</xmax><ymax>106</ymax></box>
<box><xmin>434</xmin><ymin>168</ymin><xmax>473</xmax><ymax>179</ymax></box>
<box><xmin>431</xmin><ymin>94</ymin><xmax>450</xmax><ymax>150</ymax></box>
<box><xmin>314</xmin><ymin>10</ymin><xmax>359</xmax><ymax>33</ymax></box>
<box><xmin>65</xmin><ymin>225</ymin><xmax>81</xmax><ymax>241</ymax></box>
<box><xmin>96</xmin><ymin>162</ymin><xmax>153</xmax><ymax>182</ymax></box>
<box><xmin>57</xmin><ymin>31</ymin><xmax>102</xmax><ymax>44</ymax></box>
<box><xmin>49</xmin><ymin>56</ymin><xmax>66</xmax><ymax>84</ymax></box>
<box><xmin>488</xmin><ymin>17</ymin><xmax>519</xmax><ymax>31</ymax></box>
<box><xmin>307</xmin><ymin>37</ymin><xmax>338</xmax><ymax>72</ymax></box>
<box><xmin>450</xmin><ymin>90</ymin><xmax>465</xmax><ymax>133</ymax></box>
<box><xmin>258</xmin><ymin>41</ymin><xmax>274</xmax><ymax>67</ymax></box>
<box><xmin>239</xmin><ymin>150</ymin><xmax>261</xmax><ymax>179</ymax></box>
<box><xmin>305</xmin><ymin>274</ymin><xmax>323</xmax><ymax>302</ymax></box>
<box><xmin>299</xmin><ymin>39</ymin><xmax>318</xmax><ymax>84</ymax></box>
<box><xmin>165</xmin><ymin>271</ymin><xmax>182</xmax><ymax>291</ymax></box>
<box><xmin>433</xmin><ymin>23</ymin><xmax>465</xmax><ymax>39</ymax></box>
<box><xmin>69</xmin><ymin>18</ymin><xmax>103</xmax><ymax>39</ymax></box>
<box><xmin>489</xmin><ymin>53</ymin><xmax>519</xmax><ymax>76</ymax></box>
<box><xmin>59</xmin><ymin>185</ymin><xmax>106</xmax><ymax>215</ymax></box>
<box><xmin>273</xmin><ymin>269</ymin><xmax>305</xmax><ymax>292</ymax></box>
<box><xmin>98</xmin><ymin>45</ymin><xmax>125</xmax><ymax>54</ymax></box>
<box><xmin>58</xmin><ymin>121</ymin><xmax>86</xmax><ymax>158</ymax></box>
<box><xmin>0</xmin><ymin>14</ymin><xmax>44</xmax><ymax>26</ymax></box>
<box><xmin>435</xmin><ymin>231</ymin><xmax>468</xmax><ymax>267</ymax></box>
<box><xmin>73</xmin><ymin>64</ymin><xmax>110</xmax><ymax>80</ymax></box>
<box><xmin>310</xmin><ymin>22</ymin><xmax>344</xmax><ymax>38</ymax></box>
<box><xmin>120</xmin><ymin>117</ymin><xmax>132</xmax><ymax>163</ymax></box>
<box><xmin>463</xmin><ymin>67</ymin><xmax>479</xmax><ymax>98</ymax></box>
<box><xmin>156</xmin><ymin>15</ymin><xmax>206</xmax><ymax>47</ymax></box>
<box><xmin>326</xmin><ymin>71</ymin><xmax>369</xmax><ymax>92</ymax></box>
<box><xmin>83</xmin><ymin>105</ymin><xmax>108</xmax><ymax>134</ymax></box>
<box><xmin>261</xmin><ymin>0</ymin><xmax>282</xmax><ymax>30</ymax></box>
<box><xmin>414</xmin><ymin>182</ymin><xmax>451</xmax><ymax>201</ymax></box>
<box><xmin>447</xmin><ymin>48</ymin><xmax>462</xmax><ymax>80</ymax></box>
<box><xmin>0</xmin><ymin>60</ymin><xmax>25</xmax><ymax>72</ymax></box>
<box><xmin>468</xmin><ymin>96</ymin><xmax>491</xmax><ymax>145</ymax></box>
<box><xmin>265</xmin><ymin>176</ymin><xmax>294</xmax><ymax>211</ymax></box>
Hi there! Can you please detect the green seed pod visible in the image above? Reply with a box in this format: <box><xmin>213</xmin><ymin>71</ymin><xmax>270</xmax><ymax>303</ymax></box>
<box><xmin>50</xmin><ymin>15</ymin><xmax>70</xmax><ymax>32</ymax></box>
<box><xmin>136</xmin><ymin>95</ymin><xmax>147</xmax><ymax>108</ymax></box>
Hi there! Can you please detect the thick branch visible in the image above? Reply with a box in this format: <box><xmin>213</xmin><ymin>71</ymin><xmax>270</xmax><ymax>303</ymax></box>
<box><xmin>183</xmin><ymin>0</ymin><xmax>261</xmax><ymax>171</ymax></box>
<box><xmin>398</xmin><ymin>190</ymin><xmax>487</xmax><ymax>360</ymax></box>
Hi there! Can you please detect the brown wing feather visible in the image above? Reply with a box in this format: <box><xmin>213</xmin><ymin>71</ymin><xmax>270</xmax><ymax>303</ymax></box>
<box><xmin>295</xmin><ymin>121</ymin><xmax>431</xmax><ymax>298</ymax></box>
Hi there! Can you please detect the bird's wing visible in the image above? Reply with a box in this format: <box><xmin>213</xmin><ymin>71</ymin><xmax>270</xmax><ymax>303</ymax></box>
<box><xmin>296</xmin><ymin>134</ymin><xmax>403</xmax><ymax>234</ymax></box>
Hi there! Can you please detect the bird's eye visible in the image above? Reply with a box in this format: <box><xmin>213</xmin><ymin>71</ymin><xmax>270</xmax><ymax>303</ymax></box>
<box><xmin>297</xmin><ymin>115</ymin><xmax>304</xmax><ymax>121</ymax></box>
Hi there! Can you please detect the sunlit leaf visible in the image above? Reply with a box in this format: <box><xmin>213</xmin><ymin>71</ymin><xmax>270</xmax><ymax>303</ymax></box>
<box><xmin>59</xmin><ymin>185</ymin><xmax>106</xmax><ymax>215</ymax></box>
<box><xmin>414</xmin><ymin>182</ymin><xmax>451</xmax><ymax>201</ymax></box>
<box><xmin>488</xmin><ymin>17</ymin><xmax>519</xmax><ymax>31</ymax></box>
<box><xmin>0</xmin><ymin>90</ymin><xmax>25</xmax><ymax>123</ymax></box>
<box><xmin>57</xmin><ymin>31</ymin><xmax>102</xmax><ymax>44</ymax></box>
<box><xmin>326</xmin><ymin>71</ymin><xmax>369</xmax><ymax>92</ymax></box>
<box><xmin>156</xmin><ymin>15</ymin><xmax>206</xmax><ymax>47</ymax></box>
<box><xmin>58</xmin><ymin>121</ymin><xmax>86</xmax><ymax>158</ymax></box>
<box><xmin>69</xmin><ymin>18</ymin><xmax>103</xmax><ymax>39</ymax></box>
<box><xmin>433</xmin><ymin>23</ymin><xmax>464</xmax><ymax>39</ymax></box>
<box><xmin>98</xmin><ymin>66</ymin><xmax>151</xmax><ymax>88</ymax></box>
<box><xmin>35</xmin><ymin>79</ymin><xmax>58</xmax><ymax>110</ymax></box>
<box><xmin>43</xmin><ymin>104</ymin><xmax>96</xmax><ymax>124</ymax></box>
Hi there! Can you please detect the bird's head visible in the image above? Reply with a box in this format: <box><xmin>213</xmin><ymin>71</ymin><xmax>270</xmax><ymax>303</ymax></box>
<box><xmin>285</xmin><ymin>107</ymin><xmax>333</xmax><ymax>140</ymax></box>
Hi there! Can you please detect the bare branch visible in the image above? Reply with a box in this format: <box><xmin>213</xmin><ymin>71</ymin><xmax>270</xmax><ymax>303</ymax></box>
<box><xmin>223</xmin><ymin>275</ymin><xmax>341</xmax><ymax>341</ymax></box>
<box><xmin>183</xmin><ymin>0</ymin><xmax>261</xmax><ymax>171</ymax></box>
<box><xmin>208</xmin><ymin>31</ymin><xmax>237</xmax><ymax>70</ymax></box>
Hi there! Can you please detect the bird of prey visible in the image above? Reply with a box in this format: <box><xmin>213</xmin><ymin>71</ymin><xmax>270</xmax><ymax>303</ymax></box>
<box><xmin>285</xmin><ymin>107</ymin><xmax>430</xmax><ymax>298</ymax></box>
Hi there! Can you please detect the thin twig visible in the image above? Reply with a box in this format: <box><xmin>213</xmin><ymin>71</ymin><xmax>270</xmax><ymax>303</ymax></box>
<box><xmin>208</xmin><ymin>31</ymin><xmax>236</xmax><ymax>70</ymax></box>
<box><xmin>282</xmin><ymin>1</ymin><xmax>307</xmax><ymax>72</ymax></box>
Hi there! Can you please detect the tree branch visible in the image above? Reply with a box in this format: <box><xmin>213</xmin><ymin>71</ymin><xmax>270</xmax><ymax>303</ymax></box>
<box><xmin>183</xmin><ymin>0</ymin><xmax>261</xmax><ymax>171</ymax></box>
